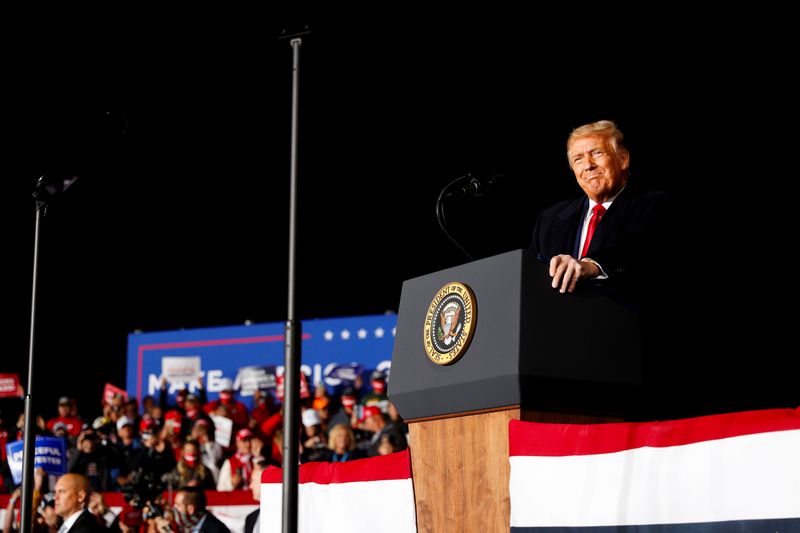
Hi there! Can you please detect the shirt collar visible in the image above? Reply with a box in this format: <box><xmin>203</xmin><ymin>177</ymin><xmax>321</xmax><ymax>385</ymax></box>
<box><xmin>62</xmin><ymin>509</ymin><xmax>85</xmax><ymax>532</ymax></box>
<box><xmin>192</xmin><ymin>512</ymin><xmax>208</xmax><ymax>533</ymax></box>
<box><xmin>587</xmin><ymin>186</ymin><xmax>624</xmax><ymax>213</ymax></box>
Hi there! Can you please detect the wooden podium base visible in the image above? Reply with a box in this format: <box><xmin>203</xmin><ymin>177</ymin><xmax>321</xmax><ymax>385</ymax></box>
<box><xmin>407</xmin><ymin>407</ymin><xmax>621</xmax><ymax>532</ymax></box>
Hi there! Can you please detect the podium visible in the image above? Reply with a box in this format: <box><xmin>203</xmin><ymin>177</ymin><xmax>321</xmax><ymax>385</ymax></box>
<box><xmin>388</xmin><ymin>249</ymin><xmax>643</xmax><ymax>531</ymax></box>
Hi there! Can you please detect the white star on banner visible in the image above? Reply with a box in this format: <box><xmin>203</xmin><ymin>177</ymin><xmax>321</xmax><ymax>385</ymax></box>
<box><xmin>374</xmin><ymin>327</ymin><xmax>385</xmax><ymax>338</ymax></box>
<box><xmin>323</xmin><ymin>330</ymin><xmax>334</xmax><ymax>341</ymax></box>
<box><xmin>357</xmin><ymin>328</ymin><xmax>367</xmax><ymax>339</ymax></box>
<box><xmin>340</xmin><ymin>329</ymin><xmax>351</xmax><ymax>340</ymax></box>
<box><xmin>391</xmin><ymin>327</ymin><xmax>396</xmax><ymax>336</ymax></box>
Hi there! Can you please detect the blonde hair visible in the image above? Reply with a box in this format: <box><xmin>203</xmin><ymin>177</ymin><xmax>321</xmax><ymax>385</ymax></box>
<box><xmin>327</xmin><ymin>424</ymin><xmax>356</xmax><ymax>452</ymax></box>
<box><xmin>567</xmin><ymin>120</ymin><xmax>628</xmax><ymax>165</ymax></box>
<box><xmin>175</xmin><ymin>440</ymin><xmax>210</xmax><ymax>482</ymax></box>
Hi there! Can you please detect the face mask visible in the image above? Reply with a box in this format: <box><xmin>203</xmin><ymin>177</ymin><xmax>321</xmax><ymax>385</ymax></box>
<box><xmin>342</xmin><ymin>397</ymin><xmax>356</xmax><ymax>409</ymax></box>
<box><xmin>173</xmin><ymin>509</ymin><xmax>201</xmax><ymax>533</ymax></box>
<box><xmin>220</xmin><ymin>391</ymin><xmax>233</xmax><ymax>405</ymax></box>
<box><xmin>183</xmin><ymin>453</ymin><xmax>198</xmax><ymax>467</ymax></box>
<box><xmin>235</xmin><ymin>452</ymin><xmax>251</xmax><ymax>463</ymax></box>
<box><xmin>185</xmin><ymin>408</ymin><xmax>198</xmax><ymax>418</ymax></box>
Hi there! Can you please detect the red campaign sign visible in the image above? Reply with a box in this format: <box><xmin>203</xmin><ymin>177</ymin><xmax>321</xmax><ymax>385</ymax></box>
<box><xmin>0</xmin><ymin>373</ymin><xmax>22</xmax><ymax>398</ymax></box>
<box><xmin>275</xmin><ymin>372</ymin><xmax>310</xmax><ymax>400</ymax></box>
<box><xmin>103</xmin><ymin>383</ymin><xmax>128</xmax><ymax>405</ymax></box>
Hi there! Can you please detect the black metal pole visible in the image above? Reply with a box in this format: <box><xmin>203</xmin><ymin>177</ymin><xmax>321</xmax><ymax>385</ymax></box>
<box><xmin>281</xmin><ymin>35</ymin><xmax>303</xmax><ymax>533</ymax></box>
<box><xmin>20</xmin><ymin>198</ymin><xmax>45</xmax><ymax>533</ymax></box>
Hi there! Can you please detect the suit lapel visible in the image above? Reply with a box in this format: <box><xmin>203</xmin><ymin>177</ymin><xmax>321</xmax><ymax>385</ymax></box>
<box><xmin>554</xmin><ymin>197</ymin><xmax>587</xmax><ymax>256</ymax></box>
<box><xmin>585</xmin><ymin>187</ymin><xmax>634</xmax><ymax>255</ymax></box>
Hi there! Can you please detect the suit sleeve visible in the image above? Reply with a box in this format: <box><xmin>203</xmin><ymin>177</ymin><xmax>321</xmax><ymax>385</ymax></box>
<box><xmin>529</xmin><ymin>210</ymin><xmax>546</xmax><ymax>260</ymax></box>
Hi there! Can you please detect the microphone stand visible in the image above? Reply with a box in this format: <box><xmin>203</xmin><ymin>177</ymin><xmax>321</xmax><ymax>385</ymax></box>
<box><xmin>19</xmin><ymin>118</ymin><xmax>116</xmax><ymax>533</ymax></box>
<box><xmin>278</xmin><ymin>25</ymin><xmax>310</xmax><ymax>533</ymax></box>
<box><xmin>435</xmin><ymin>173</ymin><xmax>479</xmax><ymax>261</ymax></box>
<box><xmin>20</xmin><ymin>176</ymin><xmax>67</xmax><ymax>533</ymax></box>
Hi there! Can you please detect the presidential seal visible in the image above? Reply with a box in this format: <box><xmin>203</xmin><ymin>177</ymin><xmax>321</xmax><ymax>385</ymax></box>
<box><xmin>423</xmin><ymin>281</ymin><xmax>476</xmax><ymax>365</ymax></box>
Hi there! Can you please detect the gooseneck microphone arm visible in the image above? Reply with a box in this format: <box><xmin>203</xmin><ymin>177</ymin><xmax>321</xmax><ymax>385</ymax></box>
<box><xmin>436</xmin><ymin>173</ymin><xmax>477</xmax><ymax>262</ymax></box>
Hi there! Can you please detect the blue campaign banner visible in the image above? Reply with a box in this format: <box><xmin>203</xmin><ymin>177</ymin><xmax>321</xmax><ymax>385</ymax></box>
<box><xmin>6</xmin><ymin>440</ymin><xmax>23</xmax><ymax>485</ymax></box>
<box><xmin>35</xmin><ymin>436</ymin><xmax>67</xmax><ymax>477</ymax></box>
<box><xmin>6</xmin><ymin>436</ymin><xmax>67</xmax><ymax>484</ymax></box>
<box><xmin>126</xmin><ymin>314</ymin><xmax>397</xmax><ymax>409</ymax></box>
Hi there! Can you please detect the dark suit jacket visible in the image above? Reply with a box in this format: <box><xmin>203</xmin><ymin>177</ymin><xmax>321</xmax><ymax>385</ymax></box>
<box><xmin>66</xmin><ymin>510</ymin><xmax>106</xmax><ymax>533</ymax></box>
<box><xmin>198</xmin><ymin>511</ymin><xmax>231</xmax><ymax>533</ymax></box>
<box><xmin>530</xmin><ymin>186</ymin><xmax>671</xmax><ymax>306</ymax></box>
<box><xmin>243</xmin><ymin>508</ymin><xmax>259</xmax><ymax>533</ymax></box>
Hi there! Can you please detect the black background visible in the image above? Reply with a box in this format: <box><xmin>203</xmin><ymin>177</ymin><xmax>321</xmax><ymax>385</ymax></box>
<box><xmin>2</xmin><ymin>15</ymin><xmax>798</xmax><ymax>427</ymax></box>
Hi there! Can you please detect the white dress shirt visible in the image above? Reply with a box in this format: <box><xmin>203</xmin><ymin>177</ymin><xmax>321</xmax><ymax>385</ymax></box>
<box><xmin>577</xmin><ymin>188</ymin><xmax>624</xmax><ymax>279</ymax></box>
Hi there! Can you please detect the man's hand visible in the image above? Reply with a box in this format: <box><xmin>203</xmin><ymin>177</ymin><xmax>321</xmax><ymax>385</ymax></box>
<box><xmin>154</xmin><ymin>516</ymin><xmax>172</xmax><ymax>533</ymax></box>
<box><xmin>88</xmin><ymin>492</ymin><xmax>108</xmax><ymax>516</ymax></box>
<box><xmin>549</xmin><ymin>255</ymin><xmax>600</xmax><ymax>294</ymax></box>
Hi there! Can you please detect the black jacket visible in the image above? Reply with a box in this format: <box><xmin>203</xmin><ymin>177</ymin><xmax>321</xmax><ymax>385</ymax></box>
<box><xmin>243</xmin><ymin>509</ymin><xmax>259</xmax><ymax>533</ymax></box>
<box><xmin>198</xmin><ymin>512</ymin><xmax>230</xmax><ymax>533</ymax></box>
<box><xmin>66</xmin><ymin>510</ymin><xmax>106</xmax><ymax>533</ymax></box>
<box><xmin>530</xmin><ymin>186</ymin><xmax>671</xmax><ymax>307</ymax></box>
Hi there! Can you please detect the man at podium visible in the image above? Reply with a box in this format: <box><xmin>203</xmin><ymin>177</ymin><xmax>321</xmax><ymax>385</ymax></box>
<box><xmin>530</xmin><ymin>120</ymin><xmax>669</xmax><ymax>306</ymax></box>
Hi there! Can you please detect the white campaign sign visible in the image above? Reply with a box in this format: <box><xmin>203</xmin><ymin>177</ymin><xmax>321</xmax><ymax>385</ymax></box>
<box><xmin>162</xmin><ymin>356</ymin><xmax>201</xmax><ymax>383</ymax></box>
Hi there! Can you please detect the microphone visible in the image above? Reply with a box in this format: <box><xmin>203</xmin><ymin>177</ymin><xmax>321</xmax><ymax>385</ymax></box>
<box><xmin>445</xmin><ymin>173</ymin><xmax>503</xmax><ymax>198</ymax></box>
<box><xmin>435</xmin><ymin>172</ymin><xmax>506</xmax><ymax>261</ymax></box>
<box><xmin>32</xmin><ymin>173</ymin><xmax>79</xmax><ymax>202</ymax></box>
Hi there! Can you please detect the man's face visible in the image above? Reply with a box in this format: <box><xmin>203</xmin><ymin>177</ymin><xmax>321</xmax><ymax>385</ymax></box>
<box><xmin>79</xmin><ymin>435</ymin><xmax>96</xmax><ymax>453</ymax></box>
<box><xmin>173</xmin><ymin>492</ymin><xmax>187</xmax><ymax>514</ymax></box>
<box><xmin>220</xmin><ymin>390</ymin><xmax>234</xmax><ymax>405</ymax></box>
<box><xmin>141</xmin><ymin>431</ymin><xmax>157</xmax><ymax>447</ymax></box>
<box><xmin>568</xmin><ymin>134</ymin><xmax>629</xmax><ymax>203</ymax></box>
<box><xmin>363</xmin><ymin>413</ymin><xmax>380</xmax><ymax>432</ymax></box>
<box><xmin>173</xmin><ymin>492</ymin><xmax>195</xmax><ymax>518</ymax></box>
<box><xmin>190</xmin><ymin>424</ymin><xmax>207</xmax><ymax>441</ymax></box>
<box><xmin>54</xmin><ymin>475</ymin><xmax>84</xmax><ymax>518</ymax></box>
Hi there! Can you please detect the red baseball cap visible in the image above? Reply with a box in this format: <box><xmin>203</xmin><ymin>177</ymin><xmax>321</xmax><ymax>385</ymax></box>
<box><xmin>359</xmin><ymin>405</ymin><xmax>382</xmax><ymax>422</ymax></box>
<box><xmin>236</xmin><ymin>428</ymin><xmax>254</xmax><ymax>440</ymax></box>
<box><xmin>139</xmin><ymin>417</ymin><xmax>157</xmax><ymax>432</ymax></box>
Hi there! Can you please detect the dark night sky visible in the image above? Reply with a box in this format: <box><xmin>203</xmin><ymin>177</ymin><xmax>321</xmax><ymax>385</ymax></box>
<box><xmin>2</xmin><ymin>16</ymin><xmax>798</xmax><ymax>425</ymax></box>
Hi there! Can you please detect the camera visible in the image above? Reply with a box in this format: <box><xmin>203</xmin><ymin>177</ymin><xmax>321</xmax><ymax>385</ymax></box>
<box><xmin>122</xmin><ymin>468</ymin><xmax>165</xmax><ymax>510</ymax></box>
<box><xmin>142</xmin><ymin>501</ymin><xmax>163</xmax><ymax>520</ymax></box>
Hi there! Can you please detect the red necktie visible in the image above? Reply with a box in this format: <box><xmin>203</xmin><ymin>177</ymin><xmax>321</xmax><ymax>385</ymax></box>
<box><xmin>580</xmin><ymin>204</ymin><xmax>606</xmax><ymax>258</ymax></box>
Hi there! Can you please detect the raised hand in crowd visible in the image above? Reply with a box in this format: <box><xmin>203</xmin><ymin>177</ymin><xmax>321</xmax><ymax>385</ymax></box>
<box><xmin>34</xmin><ymin>490</ymin><xmax>60</xmax><ymax>533</ymax></box>
<box><xmin>3</xmin><ymin>487</ymin><xmax>21</xmax><ymax>533</ymax></box>
<box><xmin>87</xmin><ymin>492</ymin><xmax>116</xmax><ymax>528</ymax></box>
<box><xmin>34</xmin><ymin>466</ymin><xmax>46</xmax><ymax>493</ymax></box>
<box><xmin>17</xmin><ymin>413</ymin><xmax>46</xmax><ymax>435</ymax></box>
<box><xmin>249</xmin><ymin>435</ymin><xmax>265</xmax><ymax>458</ymax></box>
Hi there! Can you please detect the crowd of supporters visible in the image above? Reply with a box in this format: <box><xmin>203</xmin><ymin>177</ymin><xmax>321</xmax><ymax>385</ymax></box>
<box><xmin>0</xmin><ymin>370</ymin><xmax>408</xmax><ymax>532</ymax></box>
